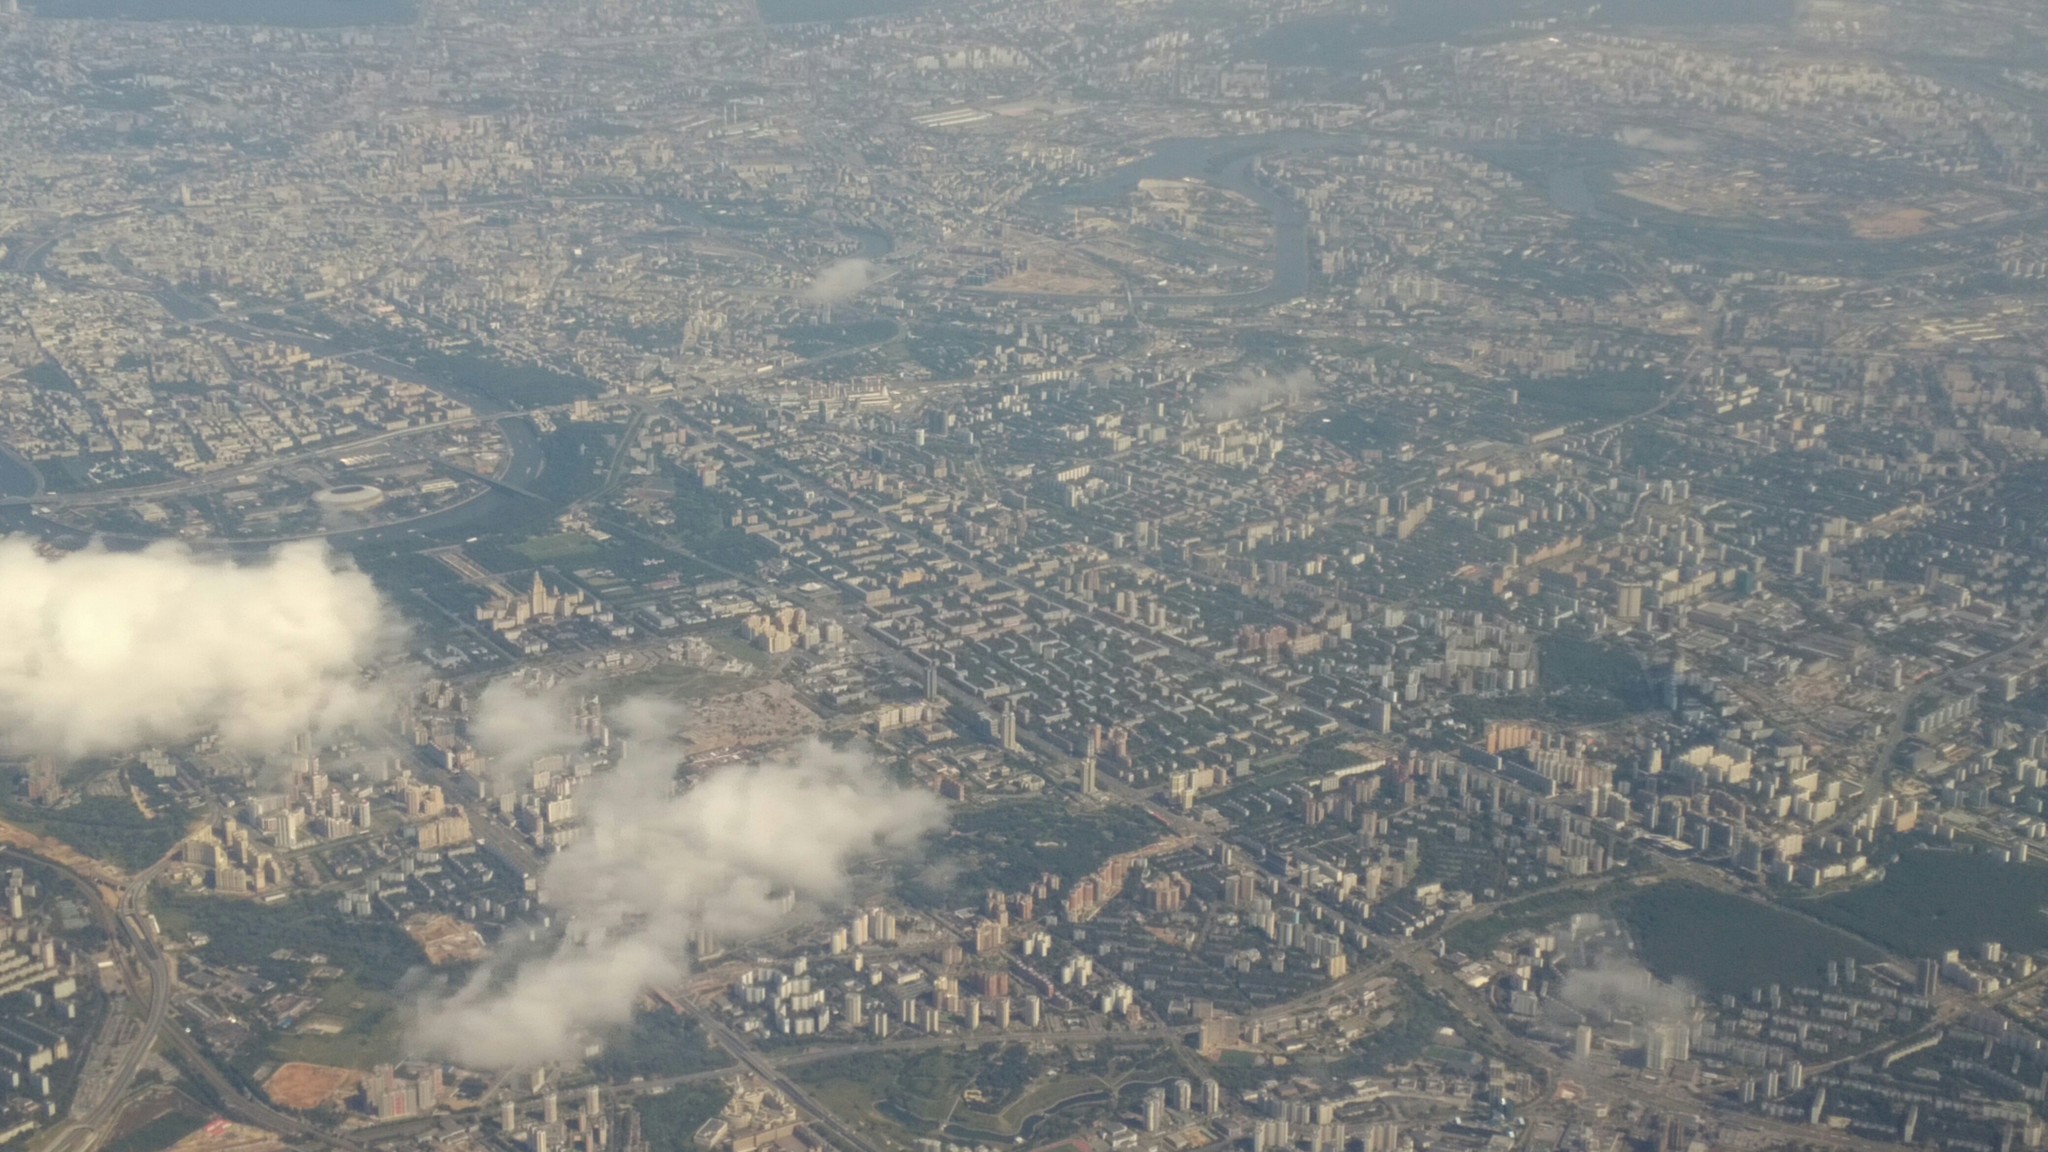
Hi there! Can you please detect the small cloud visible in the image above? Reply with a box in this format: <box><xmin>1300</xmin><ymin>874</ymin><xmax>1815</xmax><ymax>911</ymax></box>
<box><xmin>1616</xmin><ymin>127</ymin><xmax>1703</xmax><ymax>154</ymax></box>
<box><xmin>1201</xmin><ymin>367</ymin><xmax>1318</xmax><ymax>417</ymax></box>
<box><xmin>802</xmin><ymin>257</ymin><xmax>878</xmax><ymax>305</ymax></box>
<box><xmin>1555</xmin><ymin>952</ymin><xmax>1695</xmax><ymax>1026</ymax></box>
<box><xmin>410</xmin><ymin>703</ymin><xmax>946</xmax><ymax>1069</ymax></box>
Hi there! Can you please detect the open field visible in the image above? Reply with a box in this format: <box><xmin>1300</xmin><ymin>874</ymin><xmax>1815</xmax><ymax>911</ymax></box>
<box><xmin>513</xmin><ymin>532</ymin><xmax>604</xmax><ymax>563</ymax></box>
<box><xmin>266</xmin><ymin>977</ymin><xmax>406</xmax><ymax>1070</ymax></box>
<box><xmin>262</xmin><ymin>1062</ymin><xmax>360</xmax><ymax>1110</ymax></box>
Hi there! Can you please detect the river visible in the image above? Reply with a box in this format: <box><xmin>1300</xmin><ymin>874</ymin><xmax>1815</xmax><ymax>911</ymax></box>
<box><xmin>0</xmin><ymin>448</ymin><xmax>43</xmax><ymax>501</ymax></box>
<box><xmin>0</xmin><ymin>187</ymin><xmax>902</xmax><ymax>553</ymax></box>
<box><xmin>1021</xmin><ymin>131</ymin><xmax>1654</xmax><ymax>308</ymax></box>
<box><xmin>1033</xmin><ymin>132</ymin><xmax>1325</xmax><ymax>308</ymax></box>
<box><xmin>0</xmin><ymin>281</ymin><xmax>563</xmax><ymax>554</ymax></box>
<box><xmin>0</xmin><ymin>411</ymin><xmax>550</xmax><ymax>556</ymax></box>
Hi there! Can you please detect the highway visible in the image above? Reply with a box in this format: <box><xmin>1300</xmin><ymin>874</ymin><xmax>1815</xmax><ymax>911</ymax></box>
<box><xmin>405</xmin><ymin>741</ymin><xmax>546</xmax><ymax>880</ymax></box>
<box><xmin>670</xmin><ymin>1001</ymin><xmax>1218</xmax><ymax>1152</ymax></box>
<box><xmin>1388</xmin><ymin>946</ymin><xmax>1890</xmax><ymax>1152</ymax></box>
<box><xmin>1847</xmin><ymin>626</ymin><xmax>2042</xmax><ymax>838</ymax></box>
<box><xmin>33</xmin><ymin>858</ymin><xmax>170</xmax><ymax>1152</ymax></box>
<box><xmin>676</xmin><ymin>995</ymin><xmax>890</xmax><ymax>1152</ymax></box>
<box><xmin>0</xmin><ymin>402</ymin><xmax>566</xmax><ymax>512</ymax></box>
<box><xmin>21</xmin><ymin>846</ymin><xmax>364</xmax><ymax>1152</ymax></box>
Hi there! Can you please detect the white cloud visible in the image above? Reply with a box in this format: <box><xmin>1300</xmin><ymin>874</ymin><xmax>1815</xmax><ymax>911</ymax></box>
<box><xmin>0</xmin><ymin>538</ymin><xmax>397</xmax><ymax>758</ymax></box>
<box><xmin>470</xmin><ymin>677</ymin><xmax>593</xmax><ymax>783</ymax></box>
<box><xmin>802</xmin><ymin>257</ymin><xmax>878</xmax><ymax>305</ymax></box>
<box><xmin>412</xmin><ymin>701</ymin><xmax>945</xmax><ymax>1068</ymax></box>
<box><xmin>1202</xmin><ymin>367</ymin><xmax>1317</xmax><ymax>417</ymax></box>
<box><xmin>1616</xmin><ymin>126</ymin><xmax>1703</xmax><ymax>154</ymax></box>
<box><xmin>1556</xmin><ymin>952</ymin><xmax>1695</xmax><ymax>1026</ymax></box>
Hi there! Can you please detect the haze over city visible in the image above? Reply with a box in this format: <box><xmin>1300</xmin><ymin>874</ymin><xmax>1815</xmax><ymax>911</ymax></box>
<box><xmin>0</xmin><ymin>1</ymin><xmax>2044</xmax><ymax>1152</ymax></box>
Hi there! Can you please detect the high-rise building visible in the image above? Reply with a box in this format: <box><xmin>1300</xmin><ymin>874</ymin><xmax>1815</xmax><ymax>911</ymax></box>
<box><xmin>974</xmin><ymin>919</ymin><xmax>1005</xmax><ymax>954</ymax></box>
<box><xmin>1617</xmin><ymin>581</ymin><xmax>1645</xmax><ymax>620</ymax></box>
<box><xmin>693</xmin><ymin>926</ymin><xmax>723</xmax><ymax>962</ymax></box>
<box><xmin>1143</xmin><ymin>1088</ymin><xmax>1166</xmax><ymax>1132</ymax></box>
<box><xmin>1643</xmin><ymin>1023</ymin><xmax>1682</xmax><ymax>1072</ymax></box>
<box><xmin>867</xmin><ymin>907</ymin><xmax>897</xmax><ymax>943</ymax></box>
<box><xmin>362</xmin><ymin>1064</ymin><xmax>441</xmax><ymax>1119</ymax></box>
<box><xmin>1361</xmin><ymin>1123</ymin><xmax>1403</xmax><ymax>1152</ymax></box>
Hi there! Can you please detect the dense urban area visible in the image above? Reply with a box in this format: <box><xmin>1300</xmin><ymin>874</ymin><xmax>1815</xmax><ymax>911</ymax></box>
<box><xmin>4</xmin><ymin>0</ymin><xmax>2048</xmax><ymax>1151</ymax></box>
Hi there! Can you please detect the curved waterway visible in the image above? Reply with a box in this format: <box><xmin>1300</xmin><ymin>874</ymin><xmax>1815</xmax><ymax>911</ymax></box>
<box><xmin>1037</xmin><ymin>133</ymin><xmax>1319</xmax><ymax>308</ymax></box>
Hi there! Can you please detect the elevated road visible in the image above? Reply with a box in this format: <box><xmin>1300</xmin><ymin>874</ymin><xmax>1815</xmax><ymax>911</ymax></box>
<box><xmin>22</xmin><ymin>847</ymin><xmax>362</xmax><ymax>1152</ymax></box>
<box><xmin>676</xmin><ymin>995</ymin><xmax>890</xmax><ymax>1152</ymax></box>
<box><xmin>31</xmin><ymin>857</ymin><xmax>168</xmax><ymax>1152</ymax></box>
